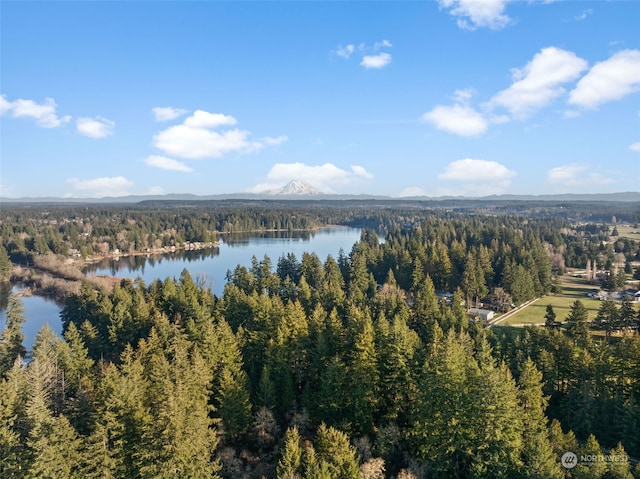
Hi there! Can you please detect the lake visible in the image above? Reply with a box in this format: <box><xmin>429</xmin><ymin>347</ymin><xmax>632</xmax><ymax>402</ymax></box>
<box><xmin>0</xmin><ymin>227</ymin><xmax>363</xmax><ymax>350</ymax></box>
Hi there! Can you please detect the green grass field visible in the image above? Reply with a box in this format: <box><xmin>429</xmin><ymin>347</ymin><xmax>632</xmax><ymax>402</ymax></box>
<box><xmin>615</xmin><ymin>225</ymin><xmax>640</xmax><ymax>241</ymax></box>
<box><xmin>501</xmin><ymin>276</ymin><xmax>609</xmax><ymax>325</ymax></box>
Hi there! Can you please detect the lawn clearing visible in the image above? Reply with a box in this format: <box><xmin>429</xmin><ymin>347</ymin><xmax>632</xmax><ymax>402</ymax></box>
<box><xmin>502</xmin><ymin>275</ymin><xmax>604</xmax><ymax>325</ymax></box>
<box><xmin>614</xmin><ymin>225</ymin><xmax>640</xmax><ymax>241</ymax></box>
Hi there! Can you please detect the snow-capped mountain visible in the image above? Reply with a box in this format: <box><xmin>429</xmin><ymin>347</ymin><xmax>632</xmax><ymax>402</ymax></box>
<box><xmin>263</xmin><ymin>180</ymin><xmax>323</xmax><ymax>196</ymax></box>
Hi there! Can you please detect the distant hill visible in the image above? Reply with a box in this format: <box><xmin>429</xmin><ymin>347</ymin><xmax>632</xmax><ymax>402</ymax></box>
<box><xmin>1</xmin><ymin>191</ymin><xmax>639</xmax><ymax>204</ymax></box>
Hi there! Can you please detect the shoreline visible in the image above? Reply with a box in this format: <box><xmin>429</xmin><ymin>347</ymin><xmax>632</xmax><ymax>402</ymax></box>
<box><xmin>6</xmin><ymin>224</ymin><xmax>355</xmax><ymax>301</ymax></box>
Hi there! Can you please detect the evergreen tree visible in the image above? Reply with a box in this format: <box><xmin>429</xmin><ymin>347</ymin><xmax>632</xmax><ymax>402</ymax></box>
<box><xmin>0</xmin><ymin>295</ymin><xmax>26</xmax><ymax>378</ymax></box>
<box><xmin>277</xmin><ymin>426</ymin><xmax>303</xmax><ymax>479</ymax></box>
<box><xmin>0</xmin><ymin>243</ymin><xmax>12</xmax><ymax>280</ymax></box>
<box><xmin>567</xmin><ymin>300</ymin><xmax>590</xmax><ymax>346</ymax></box>
<box><xmin>345</xmin><ymin>307</ymin><xmax>378</xmax><ymax>435</ymax></box>
<box><xmin>0</xmin><ymin>361</ymin><xmax>25</xmax><ymax>478</ymax></box>
<box><xmin>314</xmin><ymin>423</ymin><xmax>360</xmax><ymax>479</ymax></box>
<box><xmin>574</xmin><ymin>433</ymin><xmax>606</xmax><ymax>479</ymax></box>
<box><xmin>595</xmin><ymin>300</ymin><xmax>620</xmax><ymax>339</ymax></box>
<box><xmin>517</xmin><ymin>358</ymin><xmax>562</xmax><ymax>478</ymax></box>
<box><xmin>545</xmin><ymin>304</ymin><xmax>558</xmax><ymax>329</ymax></box>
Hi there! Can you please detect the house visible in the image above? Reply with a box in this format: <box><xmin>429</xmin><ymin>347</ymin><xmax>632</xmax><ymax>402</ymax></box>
<box><xmin>622</xmin><ymin>289</ymin><xmax>640</xmax><ymax>302</ymax></box>
<box><xmin>467</xmin><ymin>308</ymin><xmax>495</xmax><ymax>322</ymax></box>
<box><xmin>436</xmin><ymin>291</ymin><xmax>454</xmax><ymax>304</ymax></box>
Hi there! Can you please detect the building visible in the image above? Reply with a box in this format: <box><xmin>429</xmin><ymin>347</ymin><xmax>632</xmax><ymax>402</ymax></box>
<box><xmin>467</xmin><ymin>308</ymin><xmax>495</xmax><ymax>322</ymax></box>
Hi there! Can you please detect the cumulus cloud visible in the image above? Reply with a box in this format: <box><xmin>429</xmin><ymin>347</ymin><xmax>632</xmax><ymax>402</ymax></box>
<box><xmin>335</xmin><ymin>40</ymin><xmax>392</xmax><ymax>69</ymax></box>
<box><xmin>546</xmin><ymin>164</ymin><xmax>613</xmax><ymax>188</ymax></box>
<box><xmin>438</xmin><ymin>0</ymin><xmax>512</xmax><ymax>30</ymax></box>
<box><xmin>183</xmin><ymin>110</ymin><xmax>237</xmax><ymax>128</ymax></box>
<box><xmin>144</xmin><ymin>155</ymin><xmax>193</xmax><ymax>172</ymax></box>
<box><xmin>336</xmin><ymin>44</ymin><xmax>356</xmax><ymax>59</ymax></box>
<box><xmin>629</xmin><ymin>142</ymin><xmax>640</xmax><ymax>152</ymax></box>
<box><xmin>66</xmin><ymin>176</ymin><xmax>133</xmax><ymax>197</ymax></box>
<box><xmin>248</xmin><ymin>162</ymin><xmax>373</xmax><ymax>193</ymax></box>
<box><xmin>439</xmin><ymin>158</ymin><xmax>516</xmax><ymax>181</ymax></box>
<box><xmin>152</xmin><ymin>106</ymin><xmax>189</xmax><ymax>122</ymax></box>
<box><xmin>489</xmin><ymin>47</ymin><xmax>588</xmax><ymax>119</ymax></box>
<box><xmin>421</xmin><ymin>104</ymin><xmax>488</xmax><ymax>136</ymax></box>
<box><xmin>152</xmin><ymin>110</ymin><xmax>286</xmax><ymax>159</ymax></box>
<box><xmin>0</xmin><ymin>94</ymin><xmax>71</xmax><ymax>128</ymax></box>
<box><xmin>437</xmin><ymin>158</ymin><xmax>516</xmax><ymax>195</ymax></box>
<box><xmin>361</xmin><ymin>52</ymin><xmax>392</xmax><ymax>69</ymax></box>
<box><xmin>568</xmin><ymin>49</ymin><xmax>640</xmax><ymax>109</ymax></box>
<box><xmin>76</xmin><ymin>116</ymin><xmax>115</xmax><ymax>138</ymax></box>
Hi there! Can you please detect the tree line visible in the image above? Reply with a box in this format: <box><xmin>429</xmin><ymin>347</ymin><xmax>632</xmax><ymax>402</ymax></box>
<box><xmin>1</xmin><ymin>206</ymin><xmax>639</xmax><ymax>477</ymax></box>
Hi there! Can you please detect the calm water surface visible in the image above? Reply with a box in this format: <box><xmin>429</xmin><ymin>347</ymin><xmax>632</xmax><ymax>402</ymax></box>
<box><xmin>0</xmin><ymin>227</ymin><xmax>362</xmax><ymax>349</ymax></box>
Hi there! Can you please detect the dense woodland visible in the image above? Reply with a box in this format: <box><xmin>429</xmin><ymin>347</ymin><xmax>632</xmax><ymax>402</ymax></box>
<box><xmin>1</xmin><ymin>200</ymin><xmax>640</xmax><ymax>478</ymax></box>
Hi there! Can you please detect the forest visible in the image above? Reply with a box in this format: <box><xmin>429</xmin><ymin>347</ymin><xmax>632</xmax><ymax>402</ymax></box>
<box><xmin>1</xmin><ymin>200</ymin><xmax>640</xmax><ymax>478</ymax></box>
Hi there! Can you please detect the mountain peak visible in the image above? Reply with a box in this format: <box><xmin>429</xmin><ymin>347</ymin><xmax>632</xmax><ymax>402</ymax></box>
<box><xmin>265</xmin><ymin>180</ymin><xmax>323</xmax><ymax>196</ymax></box>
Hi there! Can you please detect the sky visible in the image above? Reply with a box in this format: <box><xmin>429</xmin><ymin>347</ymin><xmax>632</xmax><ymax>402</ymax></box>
<box><xmin>1</xmin><ymin>0</ymin><xmax>639</xmax><ymax>199</ymax></box>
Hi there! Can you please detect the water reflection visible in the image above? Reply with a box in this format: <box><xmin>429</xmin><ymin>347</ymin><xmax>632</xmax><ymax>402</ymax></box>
<box><xmin>84</xmin><ymin>246</ymin><xmax>221</xmax><ymax>277</ymax></box>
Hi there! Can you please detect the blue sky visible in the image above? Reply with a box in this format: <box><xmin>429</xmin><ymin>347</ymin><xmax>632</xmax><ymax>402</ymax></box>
<box><xmin>1</xmin><ymin>0</ymin><xmax>639</xmax><ymax>198</ymax></box>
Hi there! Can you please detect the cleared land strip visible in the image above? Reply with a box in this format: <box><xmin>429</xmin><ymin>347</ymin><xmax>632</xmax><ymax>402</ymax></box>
<box><xmin>486</xmin><ymin>297</ymin><xmax>541</xmax><ymax>328</ymax></box>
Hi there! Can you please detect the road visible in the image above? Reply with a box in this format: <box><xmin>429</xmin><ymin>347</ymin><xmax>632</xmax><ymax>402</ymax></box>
<box><xmin>486</xmin><ymin>297</ymin><xmax>541</xmax><ymax>328</ymax></box>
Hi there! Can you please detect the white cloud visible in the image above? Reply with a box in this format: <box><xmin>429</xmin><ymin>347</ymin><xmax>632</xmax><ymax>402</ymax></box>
<box><xmin>421</xmin><ymin>104</ymin><xmax>488</xmax><ymax>136</ymax></box>
<box><xmin>575</xmin><ymin>8</ymin><xmax>593</xmax><ymax>21</ymax></box>
<box><xmin>1</xmin><ymin>94</ymin><xmax>71</xmax><ymax>128</ymax></box>
<box><xmin>489</xmin><ymin>47</ymin><xmax>588</xmax><ymax>119</ymax></box>
<box><xmin>629</xmin><ymin>142</ymin><xmax>640</xmax><ymax>152</ymax></box>
<box><xmin>351</xmin><ymin>165</ymin><xmax>374</xmax><ymax>180</ymax></box>
<box><xmin>439</xmin><ymin>158</ymin><xmax>516</xmax><ymax>181</ymax></box>
<box><xmin>66</xmin><ymin>176</ymin><xmax>133</xmax><ymax>197</ymax></box>
<box><xmin>568</xmin><ymin>49</ymin><xmax>640</xmax><ymax>109</ymax></box>
<box><xmin>152</xmin><ymin>106</ymin><xmax>188</xmax><ymax>122</ymax></box>
<box><xmin>436</xmin><ymin>159</ymin><xmax>516</xmax><ymax>196</ymax></box>
<box><xmin>144</xmin><ymin>155</ymin><xmax>193</xmax><ymax>172</ymax></box>
<box><xmin>260</xmin><ymin>135</ymin><xmax>289</xmax><ymax>146</ymax></box>
<box><xmin>152</xmin><ymin>110</ymin><xmax>285</xmax><ymax>159</ymax></box>
<box><xmin>360</xmin><ymin>52</ymin><xmax>392</xmax><ymax>69</ymax></box>
<box><xmin>453</xmin><ymin>88</ymin><xmax>475</xmax><ymax>103</ymax></box>
<box><xmin>546</xmin><ymin>163</ymin><xmax>613</xmax><ymax>187</ymax></box>
<box><xmin>438</xmin><ymin>0</ymin><xmax>512</xmax><ymax>30</ymax></box>
<box><xmin>546</xmin><ymin>164</ymin><xmax>587</xmax><ymax>183</ymax></box>
<box><xmin>183</xmin><ymin>110</ymin><xmax>237</xmax><ymax>128</ymax></box>
<box><xmin>248</xmin><ymin>162</ymin><xmax>373</xmax><ymax>193</ymax></box>
<box><xmin>147</xmin><ymin>186</ymin><xmax>164</xmax><ymax>195</ymax></box>
<box><xmin>76</xmin><ymin>116</ymin><xmax>115</xmax><ymax>138</ymax></box>
<box><xmin>374</xmin><ymin>39</ymin><xmax>393</xmax><ymax>50</ymax></box>
<box><xmin>336</xmin><ymin>44</ymin><xmax>355</xmax><ymax>59</ymax></box>
<box><xmin>336</xmin><ymin>40</ymin><xmax>393</xmax><ymax>69</ymax></box>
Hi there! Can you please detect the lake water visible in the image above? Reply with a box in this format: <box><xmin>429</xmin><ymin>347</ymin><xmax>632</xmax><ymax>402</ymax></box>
<box><xmin>0</xmin><ymin>227</ymin><xmax>363</xmax><ymax>350</ymax></box>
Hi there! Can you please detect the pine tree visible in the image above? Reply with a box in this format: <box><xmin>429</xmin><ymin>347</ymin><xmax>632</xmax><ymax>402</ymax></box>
<box><xmin>574</xmin><ymin>433</ymin><xmax>606</xmax><ymax>479</ymax></box>
<box><xmin>567</xmin><ymin>300</ymin><xmax>590</xmax><ymax>346</ymax></box>
<box><xmin>138</xmin><ymin>334</ymin><xmax>221</xmax><ymax>478</ymax></box>
<box><xmin>0</xmin><ymin>361</ymin><xmax>25</xmax><ymax>478</ymax></box>
<box><xmin>606</xmin><ymin>442</ymin><xmax>633</xmax><ymax>478</ymax></box>
<box><xmin>277</xmin><ymin>426</ymin><xmax>303</xmax><ymax>479</ymax></box>
<box><xmin>345</xmin><ymin>307</ymin><xmax>378</xmax><ymax>435</ymax></box>
<box><xmin>314</xmin><ymin>423</ymin><xmax>360</xmax><ymax>479</ymax></box>
<box><xmin>216</xmin><ymin>367</ymin><xmax>251</xmax><ymax>442</ymax></box>
<box><xmin>545</xmin><ymin>304</ymin><xmax>558</xmax><ymax>329</ymax></box>
<box><xmin>0</xmin><ymin>243</ymin><xmax>12</xmax><ymax>280</ymax></box>
<box><xmin>0</xmin><ymin>294</ymin><xmax>27</xmax><ymax>376</ymax></box>
<box><xmin>517</xmin><ymin>358</ymin><xmax>562</xmax><ymax>478</ymax></box>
